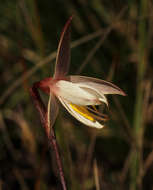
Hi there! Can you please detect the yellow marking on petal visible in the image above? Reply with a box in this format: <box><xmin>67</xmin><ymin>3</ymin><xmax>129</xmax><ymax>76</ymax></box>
<box><xmin>70</xmin><ymin>104</ymin><xmax>95</xmax><ymax>122</ymax></box>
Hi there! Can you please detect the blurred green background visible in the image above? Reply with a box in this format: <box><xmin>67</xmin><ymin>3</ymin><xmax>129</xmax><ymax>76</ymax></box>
<box><xmin>0</xmin><ymin>0</ymin><xmax>153</xmax><ymax>189</ymax></box>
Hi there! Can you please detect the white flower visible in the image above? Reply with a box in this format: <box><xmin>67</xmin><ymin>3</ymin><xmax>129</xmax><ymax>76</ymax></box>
<box><xmin>37</xmin><ymin>16</ymin><xmax>126</xmax><ymax>129</ymax></box>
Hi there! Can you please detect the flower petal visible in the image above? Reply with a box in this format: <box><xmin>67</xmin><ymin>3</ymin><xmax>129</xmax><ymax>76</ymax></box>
<box><xmin>69</xmin><ymin>75</ymin><xmax>126</xmax><ymax>96</ymax></box>
<box><xmin>47</xmin><ymin>93</ymin><xmax>59</xmax><ymax>130</ymax></box>
<box><xmin>54</xmin><ymin>16</ymin><xmax>72</xmax><ymax>78</ymax></box>
<box><xmin>56</xmin><ymin>80</ymin><xmax>100</xmax><ymax>106</ymax></box>
<box><xmin>76</xmin><ymin>83</ymin><xmax>108</xmax><ymax>106</ymax></box>
<box><xmin>58</xmin><ymin>96</ymin><xmax>104</xmax><ymax>129</ymax></box>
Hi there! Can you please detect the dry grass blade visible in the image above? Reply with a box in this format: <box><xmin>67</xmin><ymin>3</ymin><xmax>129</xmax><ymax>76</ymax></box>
<box><xmin>82</xmin><ymin>133</ymin><xmax>97</xmax><ymax>183</ymax></box>
<box><xmin>0</xmin><ymin>112</ymin><xmax>19</xmax><ymax>159</ymax></box>
<box><xmin>143</xmin><ymin>149</ymin><xmax>153</xmax><ymax>177</ymax></box>
<box><xmin>93</xmin><ymin>159</ymin><xmax>100</xmax><ymax>190</ymax></box>
<box><xmin>76</xmin><ymin>27</ymin><xmax>112</xmax><ymax>74</ymax></box>
<box><xmin>4</xmin><ymin>109</ymin><xmax>36</xmax><ymax>154</ymax></box>
<box><xmin>19</xmin><ymin>0</ymin><xmax>45</xmax><ymax>55</ymax></box>
<box><xmin>140</xmin><ymin>81</ymin><xmax>152</xmax><ymax>177</ymax></box>
<box><xmin>0</xmin><ymin>112</ymin><xmax>29</xmax><ymax>190</ymax></box>
<box><xmin>13</xmin><ymin>169</ymin><xmax>29</xmax><ymax>190</ymax></box>
<box><xmin>76</xmin><ymin>6</ymin><xmax>127</xmax><ymax>74</ymax></box>
<box><xmin>119</xmin><ymin>149</ymin><xmax>133</xmax><ymax>183</ymax></box>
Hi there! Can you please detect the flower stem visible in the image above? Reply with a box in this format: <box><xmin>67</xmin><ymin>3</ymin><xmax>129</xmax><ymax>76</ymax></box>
<box><xmin>48</xmin><ymin>129</ymin><xmax>67</xmax><ymax>190</ymax></box>
<box><xmin>30</xmin><ymin>86</ymin><xmax>67</xmax><ymax>190</ymax></box>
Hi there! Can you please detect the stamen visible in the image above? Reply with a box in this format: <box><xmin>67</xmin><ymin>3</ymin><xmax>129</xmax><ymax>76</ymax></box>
<box><xmin>87</xmin><ymin>106</ymin><xmax>109</xmax><ymax>121</ymax></box>
<box><xmin>92</xmin><ymin>105</ymin><xmax>98</xmax><ymax>112</ymax></box>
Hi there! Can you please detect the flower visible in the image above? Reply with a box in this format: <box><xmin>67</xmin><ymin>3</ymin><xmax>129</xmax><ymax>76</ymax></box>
<box><xmin>35</xmin><ymin>16</ymin><xmax>126</xmax><ymax>129</ymax></box>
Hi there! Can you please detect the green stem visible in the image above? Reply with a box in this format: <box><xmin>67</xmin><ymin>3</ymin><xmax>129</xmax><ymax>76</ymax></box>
<box><xmin>130</xmin><ymin>0</ymin><xmax>147</xmax><ymax>189</ymax></box>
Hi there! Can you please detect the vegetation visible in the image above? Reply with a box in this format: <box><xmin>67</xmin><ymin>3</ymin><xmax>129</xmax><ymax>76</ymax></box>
<box><xmin>0</xmin><ymin>0</ymin><xmax>152</xmax><ymax>189</ymax></box>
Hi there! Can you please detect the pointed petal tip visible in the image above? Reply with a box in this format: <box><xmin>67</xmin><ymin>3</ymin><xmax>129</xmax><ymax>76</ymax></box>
<box><xmin>96</xmin><ymin>124</ymin><xmax>105</xmax><ymax>129</ymax></box>
<box><xmin>113</xmin><ymin>85</ymin><xmax>127</xmax><ymax>96</ymax></box>
<box><xmin>66</xmin><ymin>16</ymin><xmax>73</xmax><ymax>26</ymax></box>
<box><xmin>69</xmin><ymin>15</ymin><xmax>73</xmax><ymax>21</ymax></box>
<box><xmin>54</xmin><ymin>16</ymin><xmax>73</xmax><ymax>78</ymax></box>
<box><xmin>120</xmin><ymin>90</ymin><xmax>127</xmax><ymax>96</ymax></box>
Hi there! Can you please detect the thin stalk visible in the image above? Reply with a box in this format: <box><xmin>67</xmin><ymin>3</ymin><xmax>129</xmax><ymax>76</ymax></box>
<box><xmin>30</xmin><ymin>86</ymin><xmax>67</xmax><ymax>190</ymax></box>
<box><xmin>19</xmin><ymin>0</ymin><xmax>45</xmax><ymax>56</ymax></box>
<box><xmin>48</xmin><ymin>130</ymin><xmax>67</xmax><ymax>190</ymax></box>
<box><xmin>130</xmin><ymin>0</ymin><xmax>147</xmax><ymax>189</ymax></box>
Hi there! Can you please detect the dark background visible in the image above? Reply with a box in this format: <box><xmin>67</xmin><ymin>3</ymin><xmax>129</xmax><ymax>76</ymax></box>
<box><xmin>0</xmin><ymin>0</ymin><xmax>153</xmax><ymax>189</ymax></box>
